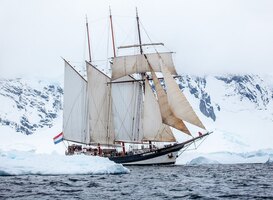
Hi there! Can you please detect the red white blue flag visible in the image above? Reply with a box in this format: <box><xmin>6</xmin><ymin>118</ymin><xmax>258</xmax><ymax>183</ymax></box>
<box><xmin>53</xmin><ymin>132</ymin><xmax>64</xmax><ymax>144</ymax></box>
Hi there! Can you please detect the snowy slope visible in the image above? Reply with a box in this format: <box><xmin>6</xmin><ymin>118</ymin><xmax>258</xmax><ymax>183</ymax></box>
<box><xmin>175</xmin><ymin>74</ymin><xmax>273</xmax><ymax>153</ymax></box>
<box><xmin>0</xmin><ymin>74</ymin><xmax>273</xmax><ymax>164</ymax></box>
<box><xmin>0</xmin><ymin>78</ymin><xmax>63</xmax><ymax>135</ymax></box>
<box><xmin>0</xmin><ymin>116</ymin><xmax>65</xmax><ymax>154</ymax></box>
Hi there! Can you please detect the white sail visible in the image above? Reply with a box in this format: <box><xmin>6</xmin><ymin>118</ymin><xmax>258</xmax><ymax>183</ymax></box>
<box><xmin>154</xmin><ymin>125</ymin><xmax>176</xmax><ymax>142</ymax></box>
<box><xmin>161</xmin><ymin>63</ymin><xmax>206</xmax><ymax>130</ymax></box>
<box><xmin>142</xmin><ymin>79</ymin><xmax>176</xmax><ymax>142</ymax></box>
<box><xmin>111</xmin><ymin>76</ymin><xmax>143</xmax><ymax>142</ymax></box>
<box><xmin>111</xmin><ymin>52</ymin><xmax>177</xmax><ymax>80</ymax></box>
<box><xmin>63</xmin><ymin>61</ymin><xmax>89</xmax><ymax>143</ymax></box>
<box><xmin>150</xmin><ymin>68</ymin><xmax>191</xmax><ymax>135</ymax></box>
<box><xmin>86</xmin><ymin>62</ymin><xmax>115</xmax><ymax>145</ymax></box>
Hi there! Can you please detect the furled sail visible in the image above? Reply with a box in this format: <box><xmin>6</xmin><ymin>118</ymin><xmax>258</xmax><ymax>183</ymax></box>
<box><xmin>150</xmin><ymin>67</ymin><xmax>191</xmax><ymax>135</ymax></box>
<box><xmin>111</xmin><ymin>76</ymin><xmax>143</xmax><ymax>142</ymax></box>
<box><xmin>86</xmin><ymin>62</ymin><xmax>115</xmax><ymax>145</ymax></box>
<box><xmin>142</xmin><ymin>78</ymin><xmax>176</xmax><ymax>142</ymax></box>
<box><xmin>161</xmin><ymin>62</ymin><xmax>206</xmax><ymax>130</ymax></box>
<box><xmin>111</xmin><ymin>52</ymin><xmax>177</xmax><ymax>80</ymax></box>
<box><xmin>63</xmin><ymin>61</ymin><xmax>89</xmax><ymax>143</ymax></box>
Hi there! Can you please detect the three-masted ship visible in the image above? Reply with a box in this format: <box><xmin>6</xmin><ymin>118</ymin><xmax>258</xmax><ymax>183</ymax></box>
<box><xmin>62</xmin><ymin>9</ymin><xmax>211</xmax><ymax>165</ymax></box>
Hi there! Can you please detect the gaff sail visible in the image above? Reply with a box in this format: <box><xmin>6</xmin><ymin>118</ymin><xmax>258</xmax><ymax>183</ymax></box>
<box><xmin>86</xmin><ymin>62</ymin><xmax>115</xmax><ymax>145</ymax></box>
<box><xmin>63</xmin><ymin>61</ymin><xmax>89</xmax><ymax>144</ymax></box>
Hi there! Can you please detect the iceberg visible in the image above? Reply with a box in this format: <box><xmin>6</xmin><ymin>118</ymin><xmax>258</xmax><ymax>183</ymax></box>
<box><xmin>0</xmin><ymin>150</ymin><xmax>130</xmax><ymax>176</ymax></box>
<box><xmin>187</xmin><ymin>156</ymin><xmax>220</xmax><ymax>165</ymax></box>
<box><xmin>177</xmin><ymin>149</ymin><xmax>273</xmax><ymax>165</ymax></box>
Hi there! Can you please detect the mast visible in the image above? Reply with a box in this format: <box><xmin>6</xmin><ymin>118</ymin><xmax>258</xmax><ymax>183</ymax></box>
<box><xmin>109</xmin><ymin>7</ymin><xmax>116</xmax><ymax>57</ymax></box>
<box><xmin>136</xmin><ymin>7</ymin><xmax>143</xmax><ymax>55</ymax></box>
<box><xmin>136</xmin><ymin>8</ymin><xmax>149</xmax><ymax>81</ymax></box>
<box><xmin>108</xmin><ymin>7</ymin><xmax>116</xmax><ymax>146</ymax></box>
<box><xmin>86</xmin><ymin>16</ymin><xmax>92</xmax><ymax>62</ymax></box>
<box><xmin>136</xmin><ymin>8</ymin><xmax>145</xmax><ymax>143</ymax></box>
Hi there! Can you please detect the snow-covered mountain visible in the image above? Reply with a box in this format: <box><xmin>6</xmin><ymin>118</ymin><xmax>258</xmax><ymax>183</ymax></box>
<box><xmin>0</xmin><ymin>78</ymin><xmax>63</xmax><ymax>135</ymax></box>
<box><xmin>0</xmin><ymin>74</ymin><xmax>273</xmax><ymax>157</ymax></box>
<box><xmin>177</xmin><ymin>74</ymin><xmax>273</xmax><ymax>153</ymax></box>
<box><xmin>178</xmin><ymin>74</ymin><xmax>273</xmax><ymax>123</ymax></box>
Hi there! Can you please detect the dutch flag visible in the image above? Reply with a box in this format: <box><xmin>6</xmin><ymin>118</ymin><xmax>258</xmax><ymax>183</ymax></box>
<box><xmin>53</xmin><ymin>132</ymin><xmax>64</xmax><ymax>144</ymax></box>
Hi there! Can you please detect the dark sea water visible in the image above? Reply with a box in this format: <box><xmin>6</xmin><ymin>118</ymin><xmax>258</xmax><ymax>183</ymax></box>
<box><xmin>0</xmin><ymin>164</ymin><xmax>273</xmax><ymax>200</ymax></box>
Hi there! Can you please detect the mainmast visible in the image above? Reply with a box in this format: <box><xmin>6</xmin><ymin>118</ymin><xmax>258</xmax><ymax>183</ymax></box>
<box><xmin>86</xmin><ymin>16</ymin><xmax>92</xmax><ymax>62</ymax></box>
<box><xmin>135</xmin><ymin>8</ymin><xmax>145</xmax><ymax>144</ymax></box>
<box><xmin>136</xmin><ymin>8</ymin><xmax>145</xmax><ymax>81</ymax></box>
<box><xmin>136</xmin><ymin>8</ymin><xmax>150</xmax><ymax>81</ymax></box>
<box><xmin>136</xmin><ymin>8</ymin><xmax>143</xmax><ymax>55</ymax></box>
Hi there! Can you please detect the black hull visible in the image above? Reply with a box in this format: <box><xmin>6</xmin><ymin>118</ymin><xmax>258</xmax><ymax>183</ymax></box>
<box><xmin>109</xmin><ymin>142</ymin><xmax>184</xmax><ymax>165</ymax></box>
<box><xmin>109</xmin><ymin>132</ymin><xmax>211</xmax><ymax>165</ymax></box>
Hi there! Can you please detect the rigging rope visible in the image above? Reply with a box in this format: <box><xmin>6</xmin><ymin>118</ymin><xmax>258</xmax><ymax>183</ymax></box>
<box><xmin>140</xmin><ymin>21</ymin><xmax>172</xmax><ymax>53</ymax></box>
<box><xmin>177</xmin><ymin>135</ymin><xmax>209</xmax><ymax>157</ymax></box>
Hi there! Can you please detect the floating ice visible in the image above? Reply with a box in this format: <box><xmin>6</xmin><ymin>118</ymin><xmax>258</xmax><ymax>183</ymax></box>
<box><xmin>187</xmin><ymin>156</ymin><xmax>220</xmax><ymax>165</ymax></box>
<box><xmin>0</xmin><ymin>150</ymin><xmax>129</xmax><ymax>176</ymax></box>
<box><xmin>178</xmin><ymin>149</ymin><xmax>273</xmax><ymax>165</ymax></box>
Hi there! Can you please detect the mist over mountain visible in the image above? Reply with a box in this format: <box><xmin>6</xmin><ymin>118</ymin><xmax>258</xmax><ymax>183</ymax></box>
<box><xmin>0</xmin><ymin>74</ymin><xmax>272</xmax><ymax>154</ymax></box>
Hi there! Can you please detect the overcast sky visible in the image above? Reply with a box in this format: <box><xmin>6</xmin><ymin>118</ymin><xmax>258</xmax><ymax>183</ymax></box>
<box><xmin>1</xmin><ymin>0</ymin><xmax>273</xmax><ymax>79</ymax></box>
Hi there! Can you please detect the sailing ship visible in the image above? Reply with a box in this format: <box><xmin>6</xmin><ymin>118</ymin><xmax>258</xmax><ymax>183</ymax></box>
<box><xmin>62</xmin><ymin>9</ymin><xmax>211</xmax><ymax>165</ymax></box>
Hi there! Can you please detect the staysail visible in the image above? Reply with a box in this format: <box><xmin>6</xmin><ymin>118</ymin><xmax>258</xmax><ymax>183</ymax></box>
<box><xmin>111</xmin><ymin>52</ymin><xmax>177</xmax><ymax>80</ymax></box>
<box><xmin>160</xmin><ymin>61</ymin><xmax>206</xmax><ymax>130</ymax></box>
<box><xmin>150</xmin><ymin>67</ymin><xmax>191</xmax><ymax>135</ymax></box>
<box><xmin>86</xmin><ymin>62</ymin><xmax>115</xmax><ymax>145</ymax></box>
<box><xmin>142</xmin><ymin>78</ymin><xmax>176</xmax><ymax>142</ymax></box>
<box><xmin>63</xmin><ymin>61</ymin><xmax>89</xmax><ymax>143</ymax></box>
<box><xmin>111</xmin><ymin>76</ymin><xmax>143</xmax><ymax>142</ymax></box>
